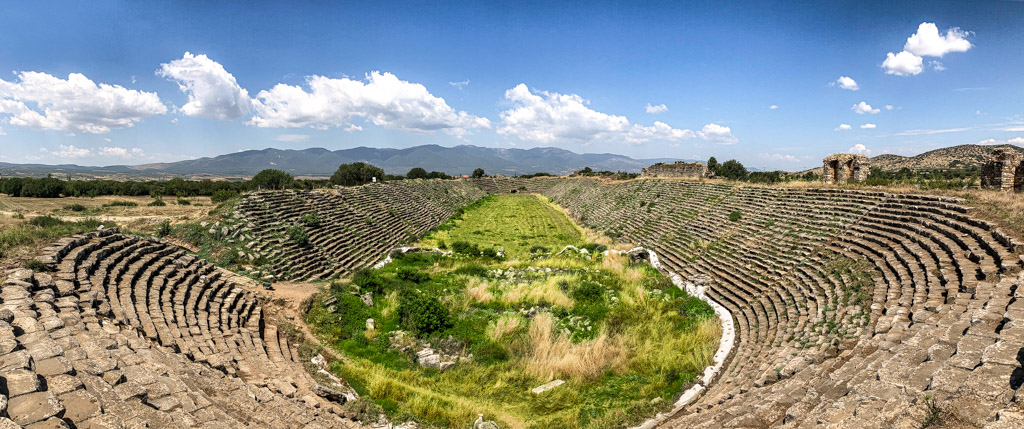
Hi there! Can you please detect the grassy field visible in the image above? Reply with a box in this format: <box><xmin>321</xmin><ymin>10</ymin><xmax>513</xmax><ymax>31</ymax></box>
<box><xmin>421</xmin><ymin>194</ymin><xmax>584</xmax><ymax>259</ymax></box>
<box><xmin>308</xmin><ymin>193</ymin><xmax>721</xmax><ymax>428</ymax></box>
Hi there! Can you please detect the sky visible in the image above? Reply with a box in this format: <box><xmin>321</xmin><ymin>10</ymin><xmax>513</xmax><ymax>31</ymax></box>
<box><xmin>0</xmin><ymin>1</ymin><xmax>1023</xmax><ymax>171</ymax></box>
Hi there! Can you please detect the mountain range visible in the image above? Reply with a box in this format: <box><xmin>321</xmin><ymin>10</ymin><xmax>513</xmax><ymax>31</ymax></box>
<box><xmin>0</xmin><ymin>145</ymin><xmax>684</xmax><ymax>179</ymax></box>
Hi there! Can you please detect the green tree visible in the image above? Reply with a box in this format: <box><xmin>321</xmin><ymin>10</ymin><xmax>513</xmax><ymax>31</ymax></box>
<box><xmin>471</xmin><ymin>168</ymin><xmax>485</xmax><ymax>179</ymax></box>
<box><xmin>707</xmin><ymin>157</ymin><xmax>720</xmax><ymax>175</ymax></box>
<box><xmin>717</xmin><ymin>160</ymin><xmax>748</xmax><ymax>181</ymax></box>
<box><xmin>330</xmin><ymin>162</ymin><xmax>385</xmax><ymax>186</ymax></box>
<box><xmin>251</xmin><ymin>169</ymin><xmax>294</xmax><ymax>190</ymax></box>
<box><xmin>406</xmin><ymin>167</ymin><xmax>429</xmax><ymax>179</ymax></box>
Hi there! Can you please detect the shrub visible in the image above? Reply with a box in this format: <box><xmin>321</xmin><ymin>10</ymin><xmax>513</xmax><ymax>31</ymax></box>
<box><xmin>436</xmin><ymin>239</ymin><xmax>447</xmax><ymax>250</ymax></box>
<box><xmin>210</xmin><ymin>189</ymin><xmax>239</xmax><ymax>203</ymax></box>
<box><xmin>481</xmin><ymin>247</ymin><xmax>498</xmax><ymax>258</ymax></box>
<box><xmin>571</xmin><ymin>281</ymin><xmax>604</xmax><ymax>304</ymax></box>
<box><xmin>300</xmin><ymin>212</ymin><xmax>321</xmax><ymax>227</ymax></box>
<box><xmin>330</xmin><ymin>162</ymin><xmax>385</xmax><ymax>187</ymax></box>
<box><xmin>156</xmin><ymin>220</ymin><xmax>172</xmax><ymax>238</ymax></box>
<box><xmin>30</xmin><ymin>215</ymin><xmax>63</xmax><ymax>228</ymax></box>
<box><xmin>25</xmin><ymin>259</ymin><xmax>52</xmax><ymax>272</ymax></box>
<box><xmin>529</xmin><ymin>245</ymin><xmax>549</xmax><ymax>254</ymax></box>
<box><xmin>353</xmin><ymin>269</ymin><xmax>387</xmax><ymax>295</ymax></box>
<box><xmin>398</xmin><ymin>292</ymin><xmax>451</xmax><ymax>337</ymax></box>
<box><xmin>176</xmin><ymin>198</ymin><xmax>191</xmax><ymax>206</ymax></box>
<box><xmin>396</xmin><ymin>266</ymin><xmax>430</xmax><ymax>284</ymax></box>
<box><xmin>102</xmin><ymin>200</ymin><xmax>138</xmax><ymax>208</ymax></box>
<box><xmin>450</xmin><ymin>241</ymin><xmax>479</xmax><ymax>255</ymax></box>
<box><xmin>251</xmin><ymin>169</ymin><xmax>294</xmax><ymax>190</ymax></box>
<box><xmin>287</xmin><ymin>225</ymin><xmax>309</xmax><ymax>246</ymax></box>
<box><xmin>471</xmin><ymin>168</ymin><xmax>485</xmax><ymax>178</ymax></box>
<box><xmin>728</xmin><ymin>210</ymin><xmax>743</xmax><ymax>222</ymax></box>
<box><xmin>65</xmin><ymin>203</ymin><xmax>87</xmax><ymax>212</ymax></box>
<box><xmin>148</xmin><ymin>197</ymin><xmax>166</xmax><ymax>207</ymax></box>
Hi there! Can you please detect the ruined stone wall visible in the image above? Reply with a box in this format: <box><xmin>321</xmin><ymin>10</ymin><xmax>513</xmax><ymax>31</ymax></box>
<box><xmin>641</xmin><ymin>161</ymin><xmax>708</xmax><ymax>178</ymax></box>
<box><xmin>982</xmin><ymin>148</ymin><xmax>1024</xmax><ymax>192</ymax></box>
<box><xmin>822</xmin><ymin>153</ymin><xmax>869</xmax><ymax>184</ymax></box>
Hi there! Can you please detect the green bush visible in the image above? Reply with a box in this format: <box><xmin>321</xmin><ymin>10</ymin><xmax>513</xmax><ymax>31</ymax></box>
<box><xmin>529</xmin><ymin>245</ymin><xmax>549</xmax><ymax>254</ymax></box>
<box><xmin>156</xmin><ymin>220</ymin><xmax>172</xmax><ymax>238</ymax></box>
<box><xmin>450</xmin><ymin>240</ymin><xmax>479</xmax><ymax>255</ymax></box>
<box><xmin>30</xmin><ymin>215</ymin><xmax>63</xmax><ymax>228</ymax></box>
<box><xmin>300</xmin><ymin>212</ymin><xmax>321</xmax><ymax>227</ymax></box>
<box><xmin>25</xmin><ymin>259</ymin><xmax>52</xmax><ymax>272</ymax></box>
<box><xmin>398</xmin><ymin>292</ymin><xmax>451</xmax><ymax>337</ymax></box>
<box><xmin>102</xmin><ymin>200</ymin><xmax>138</xmax><ymax>208</ymax></box>
<box><xmin>148</xmin><ymin>197</ymin><xmax>166</xmax><ymax>207</ymax></box>
<box><xmin>571</xmin><ymin>281</ymin><xmax>604</xmax><ymax>304</ymax></box>
<box><xmin>176</xmin><ymin>198</ymin><xmax>191</xmax><ymax>206</ymax></box>
<box><xmin>65</xmin><ymin>203</ymin><xmax>87</xmax><ymax>212</ymax></box>
<box><xmin>481</xmin><ymin>247</ymin><xmax>499</xmax><ymax>258</ymax></box>
<box><xmin>287</xmin><ymin>225</ymin><xmax>309</xmax><ymax>246</ymax></box>
<box><xmin>396</xmin><ymin>266</ymin><xmax>430</xmax><ymax>284</ymax></box>
<box><xmin>210</xmin><ymin>189</ymin><xmax>240</xmax><ymax>203</ymax></box>
<box><xmin>728</xmin><ymin>210</ymin><xmax>743</xmax><ymax>222</ymax></box>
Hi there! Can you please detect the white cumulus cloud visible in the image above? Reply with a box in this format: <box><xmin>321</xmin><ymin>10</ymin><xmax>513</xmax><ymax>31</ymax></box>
<box><xmin>697</xmin><ymin>123</ymin><xmax>738</xmax><ymax>145</ymax></box>
<box><xmin>882</xmin><ymin>51</ymin><xmax>924</xmax><ymax>76</ymax></box>
<box><xmin>760</xmin><ymin>153</ymin><xmax>801</xmax><ymax>162</ymax></box>
<box><xmin>904</xmin><ymin>23</ymin><xmax>972</xmax><ymax>57</ymax></box>
<box><xmin>98</xmin><ymin>146</ymin><xmax>145</xmax><ymax>159</ymax></box>
<box><xmin>645</xmin><ymin>103</ymin><xmax>668</xmax><ymax>114</ymax></box>
<box><xmin>769</xmin><ymin>105</ymin><xmax>779</xmax><ymax>110</ymax></box>
<box><xmin>882</xmin><ymin>22</ymin><xmax>972</xmax><ymax>76</ymax></box>
<box><xmin>852</xmin><ymin>101</ymin><xmax>880</xmax><ymax>115</ymax></box>
<box><xmin>40</xmin><ymin>144</ymin><xmax>92</xmax><ymax>159</ymax></box>
<box><xmin>860</xmin><ymin>123</ymin><xmax>877</xmax><ymax>129</ymax></box>
<box><xmin>250</xmin><ymin>71</ymin><xmax>490</xmax><ymax>137</ymax></box>
<box><xmin>848</xmin><ymin>143</ymin><xmax>871</xmax><ymax>155</ymax></box>
<box><xmin>0</xmin><ymin>71</ymin><xmax>166</xmax><ymax>133</ymax></box>
<box><xmin>158</xmin><ymin>52</ymin><xmax>251</xmax><ymax>120</ymax></box>
<box><xmin>497</xmin><ymin>84</ymin><xmax>703</xmax><ymax>145</ymax></box>
<box><xmin>979</xmin><ymin>137</ymin><xmax>1024</xmax><ymax>146</ymax></box>
<box><xmin>835</xmin><ymin>76</ymin><xmax>859</xmax><ymax>91</ymax></box>
<box><xmin>835</xmin><ymin>124</ymin><xmax>852</xmax><ymax>131</ymax></box>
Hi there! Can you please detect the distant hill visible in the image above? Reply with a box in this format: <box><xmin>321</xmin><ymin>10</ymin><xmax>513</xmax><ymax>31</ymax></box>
<box><xmin>869</xmin><ymin>144</ymin><xmax>1024</xmax><ymax>171</ymax></box>
<box><xmin>0</xmin><ymin>145</ymin><xmax>684</xmax><ymax>179</ymax></box>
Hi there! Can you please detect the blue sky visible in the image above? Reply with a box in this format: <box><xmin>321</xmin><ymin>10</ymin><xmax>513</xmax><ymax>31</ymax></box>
<box><xmin>0</xmin><ymin>1</ymin><xmax>1022</xmax><ymax>171</ymax></box>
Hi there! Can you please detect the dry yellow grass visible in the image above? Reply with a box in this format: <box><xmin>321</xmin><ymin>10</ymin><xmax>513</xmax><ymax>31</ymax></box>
<box><xmin>486</xmin><ymin>313</ymin><xmax>522</xmax><ymax>342</ymax></box>
<box><xmin>525</xmin><ymin>312</ymin><xmax>628</xmax><ymax>381</ymax></box>
<box><xmin>465</xmin><ymin>277</ymin><xmax>493</xmax><ymax>303</ymax></box>
<box><xmin>500</xmin><ymin>275</ymin><xmax>574</xmax><ymax>308</ymax></box>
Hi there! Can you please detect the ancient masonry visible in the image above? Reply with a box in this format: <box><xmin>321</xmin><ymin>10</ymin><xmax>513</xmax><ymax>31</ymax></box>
<box><xmin>982</xmin><ymin>148</ymin><xmax>1024</xmax><ymax>192</ymax></box>
<box><xmin>8</xmin><ymin>177</ymin><xmax>1024</xmax><ymax>427</ymax></box>
<box><xmin>4</xmin><ymin>229</ymin><xmax>362</xmax><ymax>428</ymax></box>
<box><xmin>822</xmin><ymin>153</ymin><xmax>870</xmax><ymax>184</ymax></box>
<box><xmin>544</xmin><ymin>179</ymin><xmax>1024</xmax><ymax>427</ymax></box>
<box><xmin>641</xmin><ymin>161</ymin><xmax>709</xmax><ymax>179</ymax></box>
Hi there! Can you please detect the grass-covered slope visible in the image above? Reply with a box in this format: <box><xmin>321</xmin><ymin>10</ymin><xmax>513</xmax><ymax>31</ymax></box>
<box><xmin>306</xmin><ymin>194</ymin><xmax>721</xmax><ymax>428</ymax></box>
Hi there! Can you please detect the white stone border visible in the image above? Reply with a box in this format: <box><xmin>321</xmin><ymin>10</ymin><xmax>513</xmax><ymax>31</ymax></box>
<box><xmin>607</xmin><ymin>248</ymin><xmax>735</xmax><ymax>429</ymax></box>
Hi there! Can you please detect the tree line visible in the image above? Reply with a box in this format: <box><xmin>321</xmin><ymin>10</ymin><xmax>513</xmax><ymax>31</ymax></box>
<box><xmin>0</xmin><ymin>162</ymin><xmax>489</xmax><ymax>198</ymax></box>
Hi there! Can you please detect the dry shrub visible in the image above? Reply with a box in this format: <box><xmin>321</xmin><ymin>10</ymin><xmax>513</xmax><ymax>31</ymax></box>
<box><xmin>501</xmin><ymin>276</ymin><xmax>574</xmax><ymax>308</ymax></box>
<box><xmin>466</xmin><ymin>277</ymin><xmax>493</xmax><ymax>303</ymax></box>
<box><xmin>525</xmin><ymin>312</ymin><xmax>627</xmax><ymax>381</ymax></box>
<box><xmin>487</xmin><ymin>313</ymin><xmax>522</xmax><ymax>342</ymax></box>
<box><xmin>600</xmin><ymin>251</ymin><xmax>626</xmax><ymax>272</ymax></box>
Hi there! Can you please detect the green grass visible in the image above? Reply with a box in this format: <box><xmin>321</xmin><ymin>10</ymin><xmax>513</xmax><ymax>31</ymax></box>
<box><xmin>0</xmin><ymin>216</ymin><xmax>117</xmax><ymax>259</ymax></box>
<box><xmin>422</xmin><ymin>194</ymin><xmax>583</xmax><ymax>259</ymax></box>
<box><xmin>308</xmin><ymin>194</ymin><xmax>721</xmax><ymax>429</ymax></box>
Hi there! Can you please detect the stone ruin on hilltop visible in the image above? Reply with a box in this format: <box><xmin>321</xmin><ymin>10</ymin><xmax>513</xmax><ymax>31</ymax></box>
<box><xmin>982</xmin><ymin>147</ymin><xmax>1024</xmax><ymax>192</ymax></box>
<box><xmin>641</xmin><ymin>161</ymin><xmax>709</xmax><ymax>179</ymax></box>
<box><xmin>822</xmin><ymin>153</ymin><xmax>869</xmax><ymax>184</ymax></box>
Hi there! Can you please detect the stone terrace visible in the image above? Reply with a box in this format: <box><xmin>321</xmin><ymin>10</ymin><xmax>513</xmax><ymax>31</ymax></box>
<box><xmin>0</xmin><ymin>229</ymin><xmax>362</xmax><ymax>428</ymax></box>
<box><xmin>544</xmin><ymin>178</ymin><xmax>1024</xmax><ymax>427</ymax></box>
<box><xmin>233</xmin><ymin>179</ymin><xmax>488</xmax><ymax>281</ymax></box>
